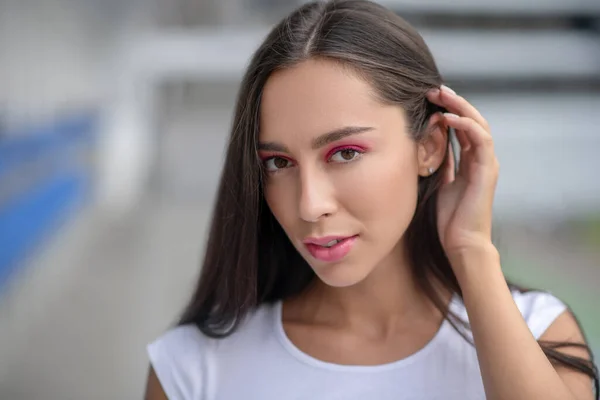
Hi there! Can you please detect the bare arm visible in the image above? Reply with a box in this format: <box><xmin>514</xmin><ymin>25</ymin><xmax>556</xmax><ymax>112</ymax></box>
<box><xmin>452</xmin><ymin>247</ymin><xmax>595</xmax><ymax>400</ymax></box>
<box><xmin>144</xmin><ymin>366</ymin><xmax>169</xmax><ymax>400</ymax></box>
<box><xmin>539</xmin><ymin>310</ymin><xmax>596</xmax><ymax>400</ymax></box>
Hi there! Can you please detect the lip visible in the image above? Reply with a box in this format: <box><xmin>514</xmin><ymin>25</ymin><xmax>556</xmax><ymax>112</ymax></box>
<box><xmin>303</xmin><ymin>235</ymin><xmax>353</xmax><ymax>246</ymax></box>
<box><xmin>303</xmin><ymin>235</ymin><xmax>358</xmax><ymax>263</ymax></box>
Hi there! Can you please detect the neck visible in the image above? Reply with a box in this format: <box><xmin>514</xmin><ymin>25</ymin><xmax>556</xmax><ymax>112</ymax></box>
<box><xmin>287</xmin><ymin>242</ymin><xmax>449</xmax><ymax>337</ymax></box>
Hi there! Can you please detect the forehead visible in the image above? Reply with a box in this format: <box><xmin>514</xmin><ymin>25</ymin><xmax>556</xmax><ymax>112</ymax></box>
<box><xmin>259</xmin><ymin>59</ymin><xmax>387</xmax><ymax>141</ymax></box>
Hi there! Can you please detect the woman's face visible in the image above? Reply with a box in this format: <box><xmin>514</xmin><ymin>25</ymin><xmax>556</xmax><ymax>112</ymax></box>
<box><xmin>259</xmin><ymin>59</ymin><xmax>428</xmax><ymax>287</ymax></box>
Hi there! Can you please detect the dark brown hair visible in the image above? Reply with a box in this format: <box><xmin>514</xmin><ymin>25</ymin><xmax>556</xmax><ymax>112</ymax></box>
<box><xmin>178</xmin><ymin>0</ymin><xmax>598</xmax><ymax>394</ymax></box>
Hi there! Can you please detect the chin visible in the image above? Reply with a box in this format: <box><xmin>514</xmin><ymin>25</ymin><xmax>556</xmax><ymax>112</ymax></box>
<box><xmin>311</xmin><ymin>260</ymin><xmax>373</xmax><ymax>288</ymax></box>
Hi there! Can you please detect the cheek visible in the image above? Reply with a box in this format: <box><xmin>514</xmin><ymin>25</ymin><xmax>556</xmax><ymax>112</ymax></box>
<box><xmin>336</xmin><ymin>151</ymin><xmax>419</xmax><ymax>229</ymax></box>
<box><xmin>264</xmin><ymin>180</ymin><xmax>296</xmax><ymax>229</ymax></box>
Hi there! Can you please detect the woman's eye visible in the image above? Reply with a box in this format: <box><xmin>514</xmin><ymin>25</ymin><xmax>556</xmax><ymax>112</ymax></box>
<box><xmin>264</xmin><ymin>157</ymin><xmax>291</xmax><ymax>171</ymax></box>
<box><xmin>329</xmin><ymin>148</ymin><xmax>361</xmax><ymax>163</ymax></box>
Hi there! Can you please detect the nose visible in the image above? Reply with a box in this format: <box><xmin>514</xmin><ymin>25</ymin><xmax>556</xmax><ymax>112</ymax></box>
<box><xmin>298</xmin><ymin>167</ymin><xmax>337</xmax><ymax>222</ymax></box>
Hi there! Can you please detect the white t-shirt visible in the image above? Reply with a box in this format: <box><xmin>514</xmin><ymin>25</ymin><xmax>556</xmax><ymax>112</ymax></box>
<box><xmin>147</xmin><ymin>290</ymin><xmax>566</xmax><ymax>400</ymax></box>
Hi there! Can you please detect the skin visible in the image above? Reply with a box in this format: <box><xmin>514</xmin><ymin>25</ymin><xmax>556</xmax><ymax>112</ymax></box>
<box><xmin>259</xmin><ymin>59</ymin><xmax>450</xmax><ymax>364</ymax></box>
<box><xmin>145</xmin><ymin>58</ymin><xmax>594</xmax><ymax>399</ymax></box>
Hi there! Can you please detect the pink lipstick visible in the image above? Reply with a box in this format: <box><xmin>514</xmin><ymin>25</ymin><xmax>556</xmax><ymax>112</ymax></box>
<box><xmin>303</xmin><ymin>235</ymin><xmax>358</xmax><ymax>263</ymax></box>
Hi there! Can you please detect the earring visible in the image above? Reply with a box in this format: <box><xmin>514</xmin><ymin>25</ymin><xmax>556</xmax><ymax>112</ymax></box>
<box><xmin>428</xmin><ymin>167</ymin><xmax>435</xmax><ymax>175</ymax></box>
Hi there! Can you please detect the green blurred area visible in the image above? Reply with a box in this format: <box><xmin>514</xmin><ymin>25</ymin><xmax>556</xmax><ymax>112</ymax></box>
<box><xmin>503</xmin><ymin>256</ymin><xmax>600</xmax><ymax>339</ymax></box>
<box><xmin>500</xmin><ymin>216</ymin><xmax>600</xmax><ymax>357</ymax></box>
<box><xmin>569</xmin><ymin>213</ymin><xmax>600</xmax><ymax>251</ymax></box>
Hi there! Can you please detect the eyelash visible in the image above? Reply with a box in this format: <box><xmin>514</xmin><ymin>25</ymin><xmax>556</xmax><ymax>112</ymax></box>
<box><xmin>325</xmin><ymin>145</ymin><xmax>365</xmax><ymax>163</ymax></box>
<box><xmin>261</xmin><ymin>146</ymin><xmax>366</xmax><ymax>174</ymax></box>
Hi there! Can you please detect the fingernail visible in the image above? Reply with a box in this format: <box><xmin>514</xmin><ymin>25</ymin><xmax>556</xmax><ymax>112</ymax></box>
<box><xmin>444</xmin><ymin>112</ymin><xmax>459</xmax><ymax>119</ymax></box>
<box><xmin>441</xmin><ymin>85</ymin><xmax>456</xmax><ymax>95</ymax></box>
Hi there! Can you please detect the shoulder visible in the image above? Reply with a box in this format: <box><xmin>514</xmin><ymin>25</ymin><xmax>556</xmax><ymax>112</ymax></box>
<box><xmin>147</xmin><ymin>324</ymin><xmax>209</xmax><ymax>400</ymax></box>
<box><xmin>510</xmin><ymin>289</ymin><xmax>568</xmax><ymax>339</ymax></box>
<box><xmin>146</xmin><ymin>303</ymin><xmax>279</xmax><ymax>400</ymax></box>
<box><xmin>451</xmin><ymin>288</ymin><xmax>567</xmax><ymax>340</ymax></box>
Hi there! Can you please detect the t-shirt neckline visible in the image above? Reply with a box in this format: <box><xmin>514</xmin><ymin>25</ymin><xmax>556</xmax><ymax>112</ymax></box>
<box><xmin>273</xmin><ymin>295</ymin><xmax>458</xmax><ymax>372</ymax></box>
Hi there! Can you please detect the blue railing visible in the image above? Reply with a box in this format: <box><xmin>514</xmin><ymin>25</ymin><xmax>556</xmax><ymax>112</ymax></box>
<box><xmin>0</xmin><ymin>111</ymin><xmax>97</xmax><ymax>291</ymax></box>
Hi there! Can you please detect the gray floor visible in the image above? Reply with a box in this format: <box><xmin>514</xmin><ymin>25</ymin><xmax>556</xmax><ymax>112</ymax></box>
<box><xmin>0</xmin><ymin>201</ymin><xmax>212</xmax><ymax>400</ymax></box>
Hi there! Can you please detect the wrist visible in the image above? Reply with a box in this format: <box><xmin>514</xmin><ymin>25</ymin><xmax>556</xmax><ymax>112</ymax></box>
<box><xmin>447</xmin><ymin>242</ymin><xmax>501</xmax><ymax>282</ymax></box>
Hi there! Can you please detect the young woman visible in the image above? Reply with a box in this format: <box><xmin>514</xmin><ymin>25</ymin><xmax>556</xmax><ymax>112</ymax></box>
<box><xmin>145</xmin><ymin>1</ymin><xmax>598</xmax><ymax>399</ymax></box>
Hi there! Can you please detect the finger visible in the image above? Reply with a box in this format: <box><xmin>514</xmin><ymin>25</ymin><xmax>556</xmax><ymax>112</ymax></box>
<box><xmin>453</xmin><ymin>129</ymin><xmax>472</xmax><ymax>176</ymax></box>
<box><xmin>453</xmin><ymin>126</ymin><xmax>471</xmax><ymax>152</ymax></box>
<box><xmin>427</xmin><ymin>86</ymin><xmax>489</xmax><ymax>131</ymax></box>
<box><xmin>443</xmin><ymin>113</ymin><xmax>495</xmax><ymax>166</ymax></box>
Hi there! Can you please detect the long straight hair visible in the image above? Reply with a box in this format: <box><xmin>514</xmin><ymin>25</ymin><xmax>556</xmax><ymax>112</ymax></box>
<box><xmin>179</xmin><ymin>0</ymin><xmax>598</xmax><ymax>394</ymax></box>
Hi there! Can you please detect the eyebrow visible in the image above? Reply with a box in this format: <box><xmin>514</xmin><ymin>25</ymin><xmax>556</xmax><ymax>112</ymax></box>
<box><xmin>258</xmin><ymin>126</ymin><xmax>374</xmax><ymax>153</ymax></box>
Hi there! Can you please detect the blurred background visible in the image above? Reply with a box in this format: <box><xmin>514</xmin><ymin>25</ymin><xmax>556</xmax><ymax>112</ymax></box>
<box><xmin>0</xmin><ymin>0</ymin><xmax>598</xmax><ymax>398</ymax></box>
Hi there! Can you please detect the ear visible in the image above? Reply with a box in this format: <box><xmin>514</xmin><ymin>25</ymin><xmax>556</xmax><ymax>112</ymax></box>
<box><xmin>417</xmin><ymin>112</ymin><xmax>448</xmax><ymax>177</ymax></box>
